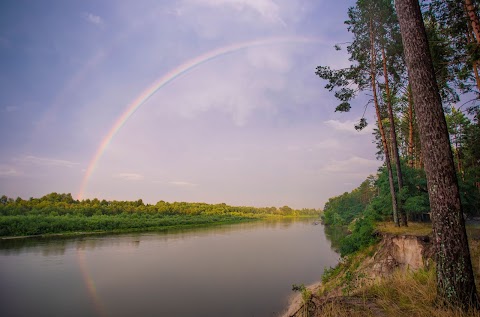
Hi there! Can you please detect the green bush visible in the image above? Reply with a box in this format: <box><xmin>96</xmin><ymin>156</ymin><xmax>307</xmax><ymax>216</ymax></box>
<box><xmin>339</xmin><ymin>217</ymin><xmax>377</xmax><ymax>257</ymax></box>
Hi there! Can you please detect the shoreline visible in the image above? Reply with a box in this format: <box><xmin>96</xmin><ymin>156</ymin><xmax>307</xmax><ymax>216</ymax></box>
<box><xmin>0</xmin><ymin>218</ymin><xmax>259</xmax><ymax>241</ymax></box>
<box><xmin>280</xmin><ymin>281</ymin><xmax>323</xmax><ymax>317</ymax></box>
<box><xmin>0</xmin><ymin>216</ymin><xmax>319</xmax><ymax>241</ymax></box>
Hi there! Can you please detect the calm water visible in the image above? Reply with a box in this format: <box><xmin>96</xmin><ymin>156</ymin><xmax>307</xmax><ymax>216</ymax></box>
<box><xmin>0</xmin><ymin>219</ymin><xmax>339</xmax><ymax>317</ymax></box>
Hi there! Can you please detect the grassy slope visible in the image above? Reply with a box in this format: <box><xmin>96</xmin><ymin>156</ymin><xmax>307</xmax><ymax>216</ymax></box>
<box><xmin>299</xmin><ymin>222</ymin><xmax>480</xmax><ymax>317</ymax></box>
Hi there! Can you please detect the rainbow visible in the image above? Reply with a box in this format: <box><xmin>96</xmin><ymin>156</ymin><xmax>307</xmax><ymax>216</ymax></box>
<box><xmin>77</xmin><ymin>36</ymin><xmax>322</xmax><ymax>200</ymax></box>
<box><xmin>77</xmin><ymin>249</ymin><xmax>108</xmax><ymax>317</ymax></box>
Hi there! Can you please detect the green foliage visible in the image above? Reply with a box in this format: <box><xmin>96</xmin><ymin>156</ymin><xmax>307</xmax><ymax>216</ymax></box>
<box><xmin>322</xmin><ymin>265</ymin><xmax>343</xmax><ymax>284</ymax></box>
<box><xmin>322</xmin><ymin>176</ymin><xmax>376</xmax><ymax>226</ymax></box>
<box><xmin>424</xmin><ymin>0</ymin><xmax>478</xmax><ymax>97</ymax></box>
<box><xmin>323</xmin><ymin>163</ymin><xmax>430</xmax><ymax>257</ymax></box>
<box><xmin>370</xmin><ymin>164</ymin><xmax>430</xmax><ymax>221</ymax></box>
<box><xmin>292</xmin><ymin>284</ymin><xmax>312</xmax><ymax>304</ymax></box>
<box><xmin>0</xmin><ymin>193</ymin><xmax>320</xmax><ymax>237</ymax></box>
<box><xmin>339</xmin><ymin>217</ymin><xmax>377</xmax><ymax>257</ymax></box>
<box><xmin>325</xmin><ymin>156</ymin><xmax>479</xmax><ymax>257</ymax></box>
<box><xmin>335</xmin><ymin>101</ymin><xmax>351</xmax><ymax>112</ymax></box>
<box><xmin>322</xmin><ymin>175</ymin><xmax>378</xmax><ymax>257</ymax></box>
<box><xmin>0</xmin><ymin>213</ymin><xmax>250</xmax><ymax>237</ymax></box>
<box><xmin>355</xmin><ymin>118</ymin><xmax>368</xmax><ymax>131</ymax></box>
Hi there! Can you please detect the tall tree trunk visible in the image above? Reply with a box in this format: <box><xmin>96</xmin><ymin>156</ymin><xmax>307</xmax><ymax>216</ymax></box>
<box><xmin>382</xmin><ymin>46</ymin><xmax>407</xmax><ymax>226</ymax></box>
<box><xmin>407</xmin><ymin>85</ymin><xmax>415</xmax><ymax>168</ymax></box>
<box><xmin>465</xmin><ymin>0</ymin><xmax>480</xmax><ymax>44</ymax></box>
<box><xmin>396</xmin><ymin>0</ymin><xmax>479</xmax><ymax>309</ymax></box>
<box><xmin>453</xmin><ymin>120</ymin><xmax>465</xmax><ymax>180</ymax></box>
<box><xmin>464</xmin><ymin>2</ymin><xmax>480</xmax><ymax>92</ymax></box>
<box><xmin>370</xmin><ymin>19</ymin><xmax>399</xmax><ymax>226</ymax></box>
<box><xmin>455</xmin><ymin>144</ymin><xmax>464</xmax><ymax>180</ymax></box>
<box><xmin>472</xmin><ymin>62</ymin><xmax>480</xmax><ymax>92</ymax></box>
<box><xmin>417</xmin><ymin>148</ymin><xmax>423</xmax><ymax>169</ymax></box>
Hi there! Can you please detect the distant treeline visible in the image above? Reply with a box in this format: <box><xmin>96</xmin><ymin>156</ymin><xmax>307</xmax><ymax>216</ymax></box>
<box><xmin>0</xmin><ymin>193</ymin><xmax>320</xmax><ymax>237</ymax></box>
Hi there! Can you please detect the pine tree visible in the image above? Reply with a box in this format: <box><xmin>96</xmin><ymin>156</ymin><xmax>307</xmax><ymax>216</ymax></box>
<box><xmin>395</xmin><ymin>0</ymin><xmax>479</xmax><ymax>309</ymax></box>
<box><xmin>316</xmin><ymin>0</ymin><xmax>407</xmax><ymax>225</ymax></box>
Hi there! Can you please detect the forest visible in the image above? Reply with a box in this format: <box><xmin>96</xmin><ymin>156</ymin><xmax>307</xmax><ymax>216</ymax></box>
<box><xmin>0</xmin><ymin>192</ymin><xmax>319</xmax><ymax>237</ymax></box>
<box><xmin>316</xmin><ymin>0</ymin><xmax>480</xmax><ymax>310</ymax></box>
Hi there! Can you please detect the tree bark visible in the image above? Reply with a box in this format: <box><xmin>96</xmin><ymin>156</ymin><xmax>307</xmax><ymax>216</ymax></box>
<box><xmin>465</xmin><ymin>0</ymin><xmax>480</xmax><ymax>44</ymax></box>
<box><xmin>395</xmin><ymin>0</ymin><xmax>479</xmax><ymax>309</ymax></box>
<box><xmin>464</xmin><ymin>2</ymin><xmax>480</xmax><ymax>92</ymax></box>
<box><xmin>407</xmin><ymin>85</ymin><xmax>415</xmax><ymax>168</ymax></box>
<box><xmin>370</xmin><ymin>19</ymin><xmax>399</xmax><ymax>226</ymax></box>
<box><xmin>382</xmin><ymin>46</ymin><xmax>407</xmax><ymax>226</ymax></box>
<box><xmin>452</xmin><ymin>115</ymin><xmax>465</xmax><ymax>180</ymax></box>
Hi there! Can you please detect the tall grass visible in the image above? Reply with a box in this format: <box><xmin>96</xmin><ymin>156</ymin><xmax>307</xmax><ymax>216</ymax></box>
<box><xmin>315</xmin><ymin>266</ymin><xmax>480</xmax><ymax>317</ymax></box>
<box><xmin>375</xmin><ymin>222</ymin><xmax>433</xmax><ymax>236</ymax></box>
<box><xmin>309</xmin><ymin>224</ymin><xmax>480</xmax><ymax>317</ymax></box>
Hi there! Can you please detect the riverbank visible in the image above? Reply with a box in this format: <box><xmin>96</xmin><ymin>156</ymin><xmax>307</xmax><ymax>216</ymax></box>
<box><xmin>0</xmin><ymin>217</ymin><xmax>259</xmax><ymax>240</ymax></box>
<box><xmin>281</xmin><ymin>222</ymin><xmax>480</xmax><ymax>317</ymax></box>
<box><xmin>0</xmin><ymin>193</ymin><xmax>321</xmax><ymax>237</ymax></box>
<box><xmin>0</xmin><ymin>214</ymin><xmax>320</xmax><ymax>240</ymax></box>
<box><xmin>0</xmin><ymin>213</ymin><xmax>258</xmax><ymax>237</ymax></box>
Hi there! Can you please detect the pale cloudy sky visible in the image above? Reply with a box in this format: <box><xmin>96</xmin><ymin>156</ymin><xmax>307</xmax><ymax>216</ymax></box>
<box><xmin>0</xmin><ymin>0</ymin><xmax>380</xmax><ymax>208</ymax></box>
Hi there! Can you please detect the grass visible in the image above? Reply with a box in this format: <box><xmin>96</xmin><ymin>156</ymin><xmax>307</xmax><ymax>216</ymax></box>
<box><xmin>375</xmin><ymin>221</ymin><xmax>432</xmax><ymax>236</ymax></box>
<box><xmin>306</xmin><ymin>223</ymin><xmax>480</xmax><ymax>317</ymax></box>
<box><xmin>314</xmin><ymin>259</ymin><xmax>480</xmax><ymax>317</ymax></box>
<box><xmin>319</xmin><ymin>244</ymin><xmax>376</xmax><ymax>296</ymax></box>
<box><xmin>363</xmin><ymin>265</ymin><xmax>480</xmax><ymax>317</ymax></box>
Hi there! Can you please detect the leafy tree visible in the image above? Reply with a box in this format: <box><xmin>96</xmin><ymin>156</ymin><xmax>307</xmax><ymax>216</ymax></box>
<box><xmin>317</xmin><ymin>0</ymin><xmax>407</xmax><ymax>226</ymax></box>
<box><xmin>322</xmin><ymin>177</ymin><xmax>377</xmax><ymax>226</ymax></box>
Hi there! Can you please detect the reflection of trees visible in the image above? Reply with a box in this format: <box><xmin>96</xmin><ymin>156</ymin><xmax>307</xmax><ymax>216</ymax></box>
<box><xmin>0</xmin><ymin>237</ymin><xmax>70</xmax><ymax>256</ymax></box>
<box><xmin>323</xmin><ymin>225</ymin><xmax>348</xmax><ymax>252</ymax></box>
<box><xmin>280</xmin><ymin>218</ymin><xmax>296</xmax><ymax>229</ymax></box>
<box><xmin>0</xmin><ymin>219</ymin><xmax>313</xmax><ymax>256</ymax></box>
<box><xmin>263</xmin><ymin>218</ymin><xmax>297</xmax><ymax>230</ymax></box>
<box><xmin>41</xmin><ymin>245</ymin><xmax>66</xmax><ymax>256</ymax></box>
<box><xmin>0</xmin><ymin>222</ymin><xmax>261</xmax><ymax>254</ymax></box>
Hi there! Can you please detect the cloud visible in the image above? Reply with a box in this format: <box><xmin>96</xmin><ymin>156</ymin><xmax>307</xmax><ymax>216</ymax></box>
<box><xmin>82</xmin><ymin>12</ymin><xmax>103</xmax><ymax>25</ymax></box>
<box><xmin>184</xmin><ymin>0</ymin><xmax>285</xmax><ymax>25</ymax></box>
<box><xmin>18</xmin><ymin>156</ymin><xmax>78</xmax><ymax>168</ymax></box>
<box><xmin>157</xmin><ymin>46</ymin><xmax>296</xmax><ymax>126</ymax></box>
<box><xmin>286</xmin><ymin>139</ymin><xmax>341</xmax><ymax>153</ymax></box>
<box><xmin>173</xmin><ymin>0</ymin><xmax>294</xmax><ymax>38</ymax></box>
<box><xmin>314</xmin><ymin>139</ymin><xmax>342</xmax><ymax>150</ymax></box>
<box><xmin>114</xmin><ymin>173</ymin><xmax>144</xmax><ymax>181</ymax></box>
<box><xmin>324</xmin><ymin>119</ymin><xmax>374</xmax><ymax>135</ymax></box>
<box><xmin>321</xmin><ymin>156</ymin><xmax>379</xmax><ymax>175</ymax></box>
<box><xmin>246</xmin><ymin>46</ymin><xmax>292</xmax><ymax>73</ymax></box>
<box><xmin>169</xmin><ymin>181</ymin><xmax>197</xmax><ymax>187</ymax></box>
<box><xmin>165</xmin><ymin>8</ymin><xmax>183</xmax><ymax>16</ymax></box>
<box><xmin>0</xmin><ymin>165</ymin><xmax>19</xmax><ymax>177</ymax></box>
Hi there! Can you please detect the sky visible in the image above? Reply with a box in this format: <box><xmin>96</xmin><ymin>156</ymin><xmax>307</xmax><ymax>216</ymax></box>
<box><xmin>0</xmin><ymin>0</ymin><xmax>381</xmax><ymax>209</ymax></box>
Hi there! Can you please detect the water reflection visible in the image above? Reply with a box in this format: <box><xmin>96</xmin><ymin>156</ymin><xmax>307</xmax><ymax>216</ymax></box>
<box><xmin>323</xmin><ymin>225</ymin><xmax>348</xmax><ymax>252</ymax></box>
<box><xmin>0</xmin><ymin>219</ymin><xmax>300</xmax><ymax>254</ymax></box>
<box><xmin>0</xmin><ymin>219</ymin><xmax>338</xmax><ymax>317</ymax></box>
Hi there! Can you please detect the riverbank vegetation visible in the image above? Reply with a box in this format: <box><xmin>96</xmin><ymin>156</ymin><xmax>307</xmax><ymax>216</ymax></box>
<box><xmin>322</xmin><ymin>162</ymin><xmax>479</xmax><ymax>257</ymax></box>
<box><xmin>308</xmin><ymin>224</ymin><xmax>480</xmax><ymax>317</ymax></box>
<box><xmin>0</xmin><ymin>193</ymin><xmax>319</xmax><ymax>237</ymax></box>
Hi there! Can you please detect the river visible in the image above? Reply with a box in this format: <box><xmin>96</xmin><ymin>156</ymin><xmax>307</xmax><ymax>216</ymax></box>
<box><xmin>0</xmin><ymin>219</ymin><xmax>339</xmax><ymax>317</ymax></box>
